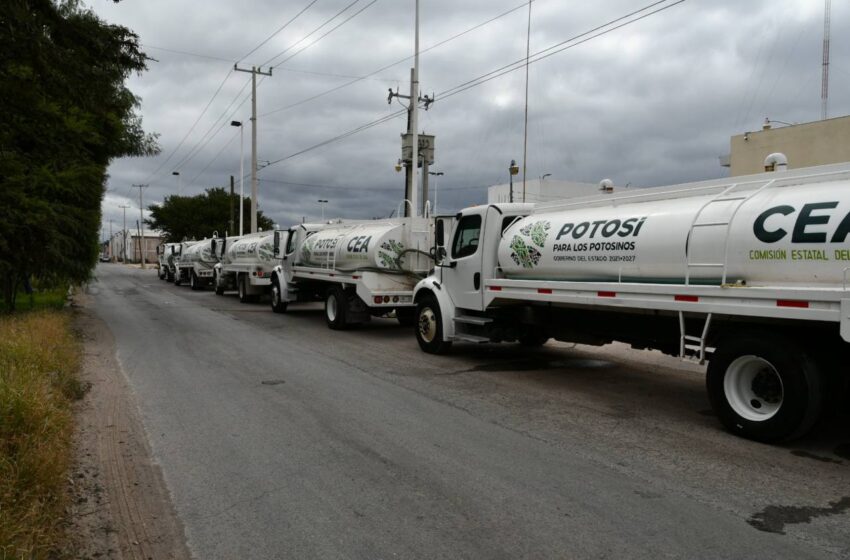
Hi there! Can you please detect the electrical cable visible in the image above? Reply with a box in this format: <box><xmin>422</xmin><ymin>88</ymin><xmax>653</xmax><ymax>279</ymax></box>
<box><xmin>259</xmin><ymin>0</ymin><xmax>366</xmax><ymax>67</ymax></box>
<box><xmin>238</xmin><ymin>0</ymin><xmax>320</xmax><ymax>63</ymax></box>
<box><xmin>260</xmin><ymin>1</ymin><xmax>529</xmax><ymax>117</ymax></box>
<box><xmin>260</xmin><ymin>0</ymin><xmax>686</xmax><ymax>171</ymax></box>
<box><xmin>269</xmin><ymin>0</ymin><xmax>380</xmax><ymax>68</ymax></box>
<box><xmin>143</xmin><ymin>69</ymin><xmax>234</xmax><ymax>184</ymax></box>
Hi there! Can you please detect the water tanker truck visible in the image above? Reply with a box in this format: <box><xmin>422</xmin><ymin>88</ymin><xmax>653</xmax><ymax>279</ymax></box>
<box><xmin>270</xmin><ymin>214</ymin><xmax>453</xmax><ymax>329</ymax></box>
<box><xmin>213</xmin><ymin>231</ymin><xmax>276</xmax><ymax>303</ymax></box>
<box><xmin>156</xmin><ymin>242</ymin><xmax>180</xmax><ymax>280</ymax></box>
<box><xmin>412</xmin><ymin>162</ymin><xmax>850</xmax><ymax>443</ymax></box>
<box><xmin>175</xmin><ymin>237</ymin><xmax>218</xmax><ymax>290</ymax></box>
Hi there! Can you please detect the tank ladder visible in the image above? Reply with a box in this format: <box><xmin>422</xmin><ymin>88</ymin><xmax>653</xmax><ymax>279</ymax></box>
<box><xmin>684</xmin><ymin>178</ymin><xmax>777</xmax><ymax>286</ymax></box>
<box><xmin>678</xmin><ymin>312</ymin><xmax>713</xmax><ymax>363</ymax></box>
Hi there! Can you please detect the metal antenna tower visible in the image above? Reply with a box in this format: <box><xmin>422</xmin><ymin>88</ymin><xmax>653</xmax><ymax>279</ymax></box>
<box><xmin>821</xmin><ymin>0</ymin><xmax>831</xmax><ymax>120</ymax></box>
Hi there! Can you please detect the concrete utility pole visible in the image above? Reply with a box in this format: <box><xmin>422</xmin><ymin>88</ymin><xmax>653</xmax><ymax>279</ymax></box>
<box><xmin>821</xmin><ymin>0</ymin><xmax>831</xmax><ymax>120</ymax></box>
<box><xmin>411</xmin><ymin>0</ymin><xmax>420</xmax><ymax>217</ymax></box>
<box><xmin>522</xmin><ymin>0</ymin><xmax>532</xmax><ymax>202</ymax></box>
<box><xmin>132</xmin><ymin>184</ymin><xmax>148</xmax><ymax>268</ymax></box>
<box><xmin>119</xmin><ymin>204</ymin><xmax>130</xmax><ymax>263</ymax></box>
<box><xmin>234</xmin><ymin>65</ymin><xmax>273</xmax><ymax>233</ymax></box>
<box><xmin>229</xmin><ymin>175</ymin><xmax>235</xmax><ymax>235</ymax></box>
<box><xmin>108</xmin><ymin>219</ymin><xmax>114</xmax><ymax>262</ymax></box>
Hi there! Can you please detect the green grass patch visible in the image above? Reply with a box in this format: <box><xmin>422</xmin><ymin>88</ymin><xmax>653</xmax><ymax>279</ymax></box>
<box><xmin>0</xmin><ymin>311</ymin><xmax>84</xmax><ymax>559</ymax></box>
<box><xmin>0</xmin><ymin>286</ymin><xmax>67</xmax><ymax>314</ymax></box>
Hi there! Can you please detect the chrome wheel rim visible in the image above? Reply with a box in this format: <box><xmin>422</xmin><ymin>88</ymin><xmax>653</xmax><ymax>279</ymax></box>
<box><xmin>418</xmin><ymin>307</ymin><xmax>437</xmax><ymax>343</ymax></box>
<box><xmin>327</xmin><ymin>294</ymin><xmax>338</xmax><ymax>321</ymax></box>
<box><xmin>724</xmin><ymin>355</ymin><xmax>783</xmax><ymax>422</ymax></box>
<box><xmin>272</xmin><ymin>285</ymin><xmax>280</xmax><ymax>306</ymax></box>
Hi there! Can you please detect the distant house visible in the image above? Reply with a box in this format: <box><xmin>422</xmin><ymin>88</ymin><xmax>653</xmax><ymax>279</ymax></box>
<box><xmin>107</xmin><ymin>230</ymin><xmax>164</xmax><ymax>264</ymax></box>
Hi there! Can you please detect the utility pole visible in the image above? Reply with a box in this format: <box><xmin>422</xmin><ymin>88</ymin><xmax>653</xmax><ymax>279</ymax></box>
<box><xmin>108</xmin><ymin>219</ymin><xmax>114</xmax><ymax>262</ymax></box>
<box><xmin>119</xmin><ymin>204</ymin><xmax>130</xmax><ymax>263</ymax></box>
<box><xmin>132</xmin><ymin>184</ymin><xmax>148</xmax><ymax>268</ymax></box>
<box><xmin>821</xmin><ymin>0</ymin><xmax>831</xmax><ymax>120</ymax></box>
<box><xmin>229</xmin><ymin>175</ymin><xmax>235</xmax><ymax>235</ymax></box>
<box><xmin>522</xmin><ymin>0</ymin><xmax>532</xmax><ymax>202</ymax></box>
<box><xmin>234</xmin><ymin>64</ymin><xmax>273</xmax><ymax>233</ymax></box>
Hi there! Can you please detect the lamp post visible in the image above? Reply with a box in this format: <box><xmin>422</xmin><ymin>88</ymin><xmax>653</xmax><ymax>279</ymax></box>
<box><xmin>230</xmin><ymin>121</ymin><xmax>244</xmax><ymax>235</ymax></box>
<box><xmin>318</xmin><ymin>199</ymin><xmax>328</xmax><ymax>221</ymax></box>
<box><xmin>428</xmin><ymin>171</ymin><xmax>443</xmax><ymax>214</ymax></box>
<box><xmin>540</xmin><ymin>173</ymin><xmax>551</xmax><ymax>182</ymax></box>
<box><xmin>171</xmin><ymin>171</ymin><xmax>181</xmax><ymax>196</ymax></box>
<box><xmin>508</xmin><ymin>159</ymin><xmax>519</xmax><ymax>203</ymax></box>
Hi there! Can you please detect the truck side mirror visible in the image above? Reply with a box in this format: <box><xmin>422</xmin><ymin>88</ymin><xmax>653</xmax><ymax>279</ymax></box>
<box><xmin>273</xmin><ymin>231</ymin><xmax>280</xmax><ymax>258</ymax></box>
<box><xmin>211</xmin><ymin>239</ymin><xmax>217</xmax><ymax>255</ymax></box>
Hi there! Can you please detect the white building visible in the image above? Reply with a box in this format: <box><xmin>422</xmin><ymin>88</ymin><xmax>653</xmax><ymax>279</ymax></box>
<box><xmin>107</xmin><ymin>230</ymin><xmax>163</xmax><ymax>264</ymax></box>
<box><xmin>487</xmin><ymin>178</ymin><xmax>616</xmax><ymax>204</ymax></box>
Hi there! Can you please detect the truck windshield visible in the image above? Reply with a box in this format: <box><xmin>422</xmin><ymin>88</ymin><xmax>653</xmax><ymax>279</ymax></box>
<box><xmin>452</xmin><ymin>215</ymin><xmax>482</xmax><ymax>259</ymax></box>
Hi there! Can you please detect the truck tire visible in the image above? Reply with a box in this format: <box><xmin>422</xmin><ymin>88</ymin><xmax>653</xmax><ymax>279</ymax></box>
<box><xmin>190</xmin><ymin>271</ymin><xmax>201</xmax><ymax>291</ymax></box>
<box><xmin>271</xmin><ymin>280</ymin><xmax>288</xmax><ymax>313</ymax></box>
<box><xmin>325</xmin><ymin>287</ymin><xmax>348</xmax><ymax>330</ymax></box>
<box><xmin>214</xmin><ymin>272</ymin><xmax>224</xmax><ymax>296</ymax></box>
<box><xmin>238</xmin><ymin>275</ymin><xmax>249</xmax><ymax>303</ymax></box>
<box><xmin>415</xmin><ymin>294</ymin><xmax>452</xmax><ymax>354</ymax></box>
<box><xmin>395</xmin><ymin>307</ymin><xmax>415</xmax><ymax>326</ymax></box>
<box><xmin>706</xmin><ymin>333</ymin><xmax>824</xmax><ymax>443</ymax></box>
<box><xmin>167</xmin><ymin>268</ymin><xmax>174</xmax><ymax>282</ymax></box>
<box><xmin>158</xmin><ymin>267</ymin><xmax>166</xmax><ymax>280</ymax></box>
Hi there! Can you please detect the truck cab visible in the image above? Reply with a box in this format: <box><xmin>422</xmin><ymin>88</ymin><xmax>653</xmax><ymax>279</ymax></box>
<box><xmin>413</xmin><ymin>204</ymin><xmax>532</xmax><ymax>350</ymax></box>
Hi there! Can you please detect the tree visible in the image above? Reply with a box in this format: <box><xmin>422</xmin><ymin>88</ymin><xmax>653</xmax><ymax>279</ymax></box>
<box><xmin>145</xmin><ymin>188</ymin><xmax>275</xmax><ymax>242</ymax></box>
<box><xmin>0</xmin><ymin>0</ymin><xmax>158</xmax><ymax>311</ymax></box>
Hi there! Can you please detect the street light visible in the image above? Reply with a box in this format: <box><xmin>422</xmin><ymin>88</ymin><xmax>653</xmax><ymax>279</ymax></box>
<box><xmin>171</xmin><ymin>171</ymin><xmax>181</xmax><ymax>196</ymax></box>
<box><xmin>230</xmin><ymin>120</ymin><xmax>244</xmax><ymax>235</ymax></box>
<box><xmin>428</xmin><ymin>171</ymin><xmax>444</xmax><ymax>214</ymax></box>
<box><xmin>540</xmin><ymin>173</ymin><xmax>551</xmax><ymax>182</ymax></box>
<box><xmin>508</xmin><ymin>159</ymin><xmax>519</xmax><ymax>203</ymax></box>
<box><xmin>318</xmin><ymin>199</ymin><xmax>328</xmax><ymax>221</ymax></box>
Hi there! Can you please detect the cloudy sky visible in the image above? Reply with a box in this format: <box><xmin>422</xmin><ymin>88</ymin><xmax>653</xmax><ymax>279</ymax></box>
<box><xmin>92</xmin><ymin>0</ymin><xmax>849</xmax><ymax>238</ymax></box>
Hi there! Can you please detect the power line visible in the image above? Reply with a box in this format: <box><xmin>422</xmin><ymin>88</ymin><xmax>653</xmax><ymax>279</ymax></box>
<box><xmin>260</xmin><ymin>0</ymin><xmax>686</xmax><ymax>171</ymax></box>
<box><xmin>259</xmin><ymin>0</ymin><xmax>365</xmax><ymax>67</ymax></box>
<box><xmin>171</xmin><ymin>76</ymin><xmax>253</xmax><ymax>173</ymax></box>
<box><xmin>263</xmin><ymin>0</ymin><xmax>380</xmax><ymax>68</ymax></box>
<box><xmin>142</xmin><ymin>44</ymin><xmax>236</xmax><ymax>63</ymax></box>
<box><xmin>239</xmin><ymin>0</ymin><xmax>320</xmax><ymax>63</ymax></box>
<box><xmin>260</xmin><ymin>1</ymin><xmax>529</xmax><ymax>117</ymax></box>
<box><xmin>144</xmin><ymin>69</ymin><xmax>234</xmax><ymax>184</ymax></box>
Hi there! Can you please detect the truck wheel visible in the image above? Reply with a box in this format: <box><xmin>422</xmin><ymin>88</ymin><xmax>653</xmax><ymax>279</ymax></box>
<box><xmin>190</xmin><ymin>271</ymin><xmax>201</xmax><ymax>291</ymax></box>
<box><xmin>214</xmin><ymin>272</ymin><xmax>224</xmax><ymax>296</ymax></box>
<box><xmin>271</xmin><ymin>280</ymin><xmax>288</xmax><ymax>313</ymax></box>
<box><xmin>158</xmin><ymin>267</ymin><xmax>166</xmax><ymax>280</ymax></box>
<box><xmin>238</xmin><ymin>275</ymin><xmax>249</xmax><ymax>303</ymax></box>
<box><xmin>415</xmin><ymin>294</ymin><xmax>452</xmax><ymax>354</ymax></box>
<box><xmin>395</xmin><ymin>307</ymin><xmax>415</xmax><ymax>326</ymax></box>
<box><xmin>325</xmin><ymin>287</ymin><xmax>348</xmax><ymax>330</ymax></box>
<box><xmin>706</xmin><ymin>333</ymin><xmax>824</xmax><ymax>443</ymax></box>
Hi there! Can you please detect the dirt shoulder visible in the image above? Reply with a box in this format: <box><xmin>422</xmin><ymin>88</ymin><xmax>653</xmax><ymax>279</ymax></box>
<box><xmin>66</xmin><ymin>293</ymin><xmax>192</xmax><ymax>560</ymax></box>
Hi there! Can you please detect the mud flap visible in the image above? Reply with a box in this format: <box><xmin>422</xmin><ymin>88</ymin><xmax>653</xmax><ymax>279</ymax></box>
<box><xmin>841</xmin><ymin>299</ymin><xmax>850</xmax><ymax>343</ymax></box>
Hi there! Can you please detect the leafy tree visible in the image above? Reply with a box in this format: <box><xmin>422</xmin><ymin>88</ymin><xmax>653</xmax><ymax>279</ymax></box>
<box><xmin>146</xmin><ymin>188</ymin><xmax>274</xmax><ymax>242</ymax></box>
<box><xmin>0</xmin><ymin>0</ymin><xmax>158</xmax><ymax>311</ymax></box>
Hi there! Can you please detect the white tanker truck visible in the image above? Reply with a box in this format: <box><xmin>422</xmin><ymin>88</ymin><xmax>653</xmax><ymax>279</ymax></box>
<box><xmin>412</xmin><ymin>162</ymin><xmax>850</xmax><ymax>443</ymax></box>
<box><xmin>213</xmin><ymin>231</ymin><xmax>276</xmax><ymax>303</ymax></box>
<box><xmin>269</xmin><ymin>215</ymin><xmax>452</xmax><ymax>329</ymax></box>
<box><xmin>175</xmin><ymin>237</ymin><xmax>217</xmax><ymax>290</ymax></box>
<box><xmin>156</xmin><ymin>242</ymin><xmax>180</xmax><ymax>281</ymax></box>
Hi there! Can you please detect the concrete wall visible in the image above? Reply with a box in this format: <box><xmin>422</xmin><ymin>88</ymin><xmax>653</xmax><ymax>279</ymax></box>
<box><xmin>729</xmin><ymin>115</ymin><xmax>850</xmax><ymax>176</ymax></box>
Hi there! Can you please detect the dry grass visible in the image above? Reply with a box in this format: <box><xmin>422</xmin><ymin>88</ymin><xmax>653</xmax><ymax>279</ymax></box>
<box><xmin>0</xmin><ymin>311</ymin><xmax>84</xmax><ymax>559</ymax></box>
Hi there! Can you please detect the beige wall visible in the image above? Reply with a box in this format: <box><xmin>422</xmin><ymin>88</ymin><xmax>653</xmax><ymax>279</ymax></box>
<box><xmin>729</xmin><ymin>115</ymin><xmax>850</xmax><ymax>176</ymax></box>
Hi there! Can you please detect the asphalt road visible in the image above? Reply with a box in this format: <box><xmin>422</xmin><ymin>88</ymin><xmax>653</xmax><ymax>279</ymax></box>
<box><xmin>89</xmin><ymin>263</ymin><xmax>850</xmax><ymax>559</ymax></box>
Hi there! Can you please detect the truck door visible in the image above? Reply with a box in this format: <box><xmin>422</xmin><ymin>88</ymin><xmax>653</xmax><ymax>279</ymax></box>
<box><xmin>443</xmin><ymin>210</ymin><xmax>486</xmax><ymax>311</ymax></box>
